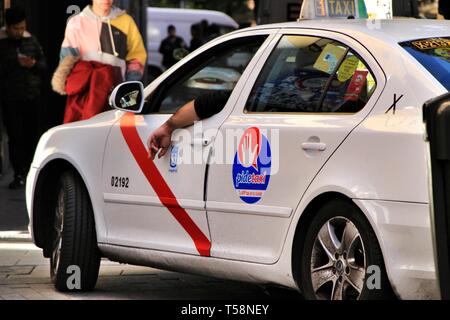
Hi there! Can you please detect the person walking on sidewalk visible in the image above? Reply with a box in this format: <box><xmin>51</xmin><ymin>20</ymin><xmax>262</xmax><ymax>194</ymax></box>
<box><xmin>0</xmin><ymin>8</ymin><xmax>46</xmax><ymax>189</ymax></box>
<box><xmin>52</xmin><ymin>0</ymin><xmax>147</xmax><ymax>123</ymax></box>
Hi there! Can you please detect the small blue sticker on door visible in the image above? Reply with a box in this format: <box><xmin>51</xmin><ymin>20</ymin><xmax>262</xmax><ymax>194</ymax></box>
<box><xmin>169</xmin><ymin>145</ymin><xmax>179</xmax><ymax>173</ymax></box>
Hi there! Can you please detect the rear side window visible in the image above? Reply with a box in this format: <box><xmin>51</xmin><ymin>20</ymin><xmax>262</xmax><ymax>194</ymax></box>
<box><xmin>400</xmin><ymin>37</ymin><xmax>450</xmax><ymax>91</ymax></box>
<box><xmin>245</xmin><ymin>35</ymin><xmax>376</xmax><ymax>114</ymax></box>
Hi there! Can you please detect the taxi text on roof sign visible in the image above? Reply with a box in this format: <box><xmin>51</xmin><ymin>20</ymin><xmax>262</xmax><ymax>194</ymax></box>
<box><xmin>317</xmin><ymin>0</ymin><xmax>357</xmax><ymax>18</ymax></box>
<box><xmin>300</xmin><ymin>0</ymin><xmax>368</xmax><ymax>19</ymax></box>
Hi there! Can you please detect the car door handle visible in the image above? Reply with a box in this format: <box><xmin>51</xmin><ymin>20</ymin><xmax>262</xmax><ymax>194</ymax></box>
<box><xmin>301</xmin><ymin>142</ymin><xmax>326</xmax><ymax>151</ymax></box>
<box><xmin>191</xmin><ymin>138</ymin><xmax>212</xmax><ymax>147</ymax></box>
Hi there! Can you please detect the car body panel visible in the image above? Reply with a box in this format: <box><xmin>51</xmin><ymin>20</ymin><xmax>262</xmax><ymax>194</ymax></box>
<box><xmin>27</xmin><ymin>111</ymin><xmax>122</xmax><ymax>244</ymax></box>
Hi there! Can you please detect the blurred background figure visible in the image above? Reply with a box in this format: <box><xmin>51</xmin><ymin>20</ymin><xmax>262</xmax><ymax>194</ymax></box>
<box><xmin>418</xmin><ymin>0</ymin><xmax>441</xmax><ymax>18</ymax></box>
<box><xmin>0</xmin><ymin>7</ymin><xmax>46</xmax><ymax>189</ymax></box>
<box><xmin>200</xmin><ymin>19</ymin><xmax>209</xmax><ymax>39</ymax></box>
<box><xmin>159</xmin><ymin>24</ymin><xmax>187</xmax><ymax>69</ymax></box>
<box><xmin>189</xmin><ymin>23</ymin><xmax>204</xmax><ymax>52</ymax></box>
<box><xmin>206</xmin><ymin>23</ymin><xmax>220</xmax><ymax>42</ymax></box>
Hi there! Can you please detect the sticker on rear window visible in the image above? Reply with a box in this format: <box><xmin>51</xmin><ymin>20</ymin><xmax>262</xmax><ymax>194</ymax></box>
<box><xmin>337</xmin><ymin>55</ymin><xmax>360</xmax><ymax>82</ymax></box>
<box><xmin>314</xmin><ymin>44</ymin><xmax>347</xmax><ymax>74</ymax></box>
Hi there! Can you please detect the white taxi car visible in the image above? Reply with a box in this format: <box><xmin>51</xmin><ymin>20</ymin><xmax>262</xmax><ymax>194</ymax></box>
<box><xmin>27</xmin><ymin>19</ymin><xmax>450</xmax><ymax>300</ymax></box>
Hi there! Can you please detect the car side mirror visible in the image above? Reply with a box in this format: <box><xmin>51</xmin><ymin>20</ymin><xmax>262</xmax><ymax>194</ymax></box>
<box><xmin>109</xmin><ymin>81</ymin><xmax>145</xmax><ymax>113</ymax></box>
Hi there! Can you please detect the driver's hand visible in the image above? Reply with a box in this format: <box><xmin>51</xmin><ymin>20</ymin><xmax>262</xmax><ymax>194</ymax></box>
<box><xmin>147</xmin><ymin>123</ymin><xmax>173</xmax><ymax>160</ymax></box>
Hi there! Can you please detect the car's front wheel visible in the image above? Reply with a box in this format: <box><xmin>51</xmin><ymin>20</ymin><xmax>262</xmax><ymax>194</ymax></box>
<box><xmin>299</xmin><ymin>199</ymin><xmax>393</xmax><ymax>300</ymax></box>
<box><xmin>50</xmin><ymin>171</ymin><xmax>101</xmax><ymax>291</ymax></box>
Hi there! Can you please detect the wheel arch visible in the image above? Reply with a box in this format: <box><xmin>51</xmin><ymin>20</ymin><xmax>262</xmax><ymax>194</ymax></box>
<box><xmin>32</xmin><ymin>159</ymin><xmax>94</xmax><ymax>257</ymax></box>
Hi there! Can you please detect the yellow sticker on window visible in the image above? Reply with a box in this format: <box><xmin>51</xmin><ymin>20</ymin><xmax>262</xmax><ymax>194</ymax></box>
<box><xmin>337</xmin><ymin>55</ymin><xmax>360</xmax><ymax>82</ymax></box>
<box><xmin>313</xmin><ymin>44</ymin><xmax>347</xmax><ymax>74</ymax></box>
<box><xmin>412</xmin><ymin>38</ymin><xmax>450</xmax><ymax>50</ymax></box>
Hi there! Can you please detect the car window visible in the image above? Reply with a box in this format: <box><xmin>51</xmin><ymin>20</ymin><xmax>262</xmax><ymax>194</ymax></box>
<box><xmin>151</xmin><ymin>36</ymin><xmax>267</xmax><ymax>114</ymax></box>
<box><xmin>400</xmin><ymin>37</ymin><xmax>450</xmax><ymax>91</ymax></box>
<box><xmin>245</xmin><ymin>35</ymin><xmax>376</xmax><ymax>114</ymax></box>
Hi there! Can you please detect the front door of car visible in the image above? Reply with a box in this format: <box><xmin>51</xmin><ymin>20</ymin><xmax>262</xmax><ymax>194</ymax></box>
<box><xmin>101</xmin><ymin>32</ymin><xmax>273</xmax><ymax>255</ymax></box>
<box><xmin>206</xmin><ymin>31</ymin><xmax>385</xmax><ymax>263</ymax></box>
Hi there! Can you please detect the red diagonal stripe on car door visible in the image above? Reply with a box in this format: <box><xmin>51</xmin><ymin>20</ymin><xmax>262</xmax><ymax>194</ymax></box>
<box><xmin>120</xmin><ymin>112</ymin><xmax>211</xmax><ymax>256</ymax></box>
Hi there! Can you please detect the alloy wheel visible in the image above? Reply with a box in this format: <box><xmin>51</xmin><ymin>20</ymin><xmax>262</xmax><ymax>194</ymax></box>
<box><xmin>310</xmin><ymin>216</ymin><xmax>366</xmax><ymax>300</ymax></box>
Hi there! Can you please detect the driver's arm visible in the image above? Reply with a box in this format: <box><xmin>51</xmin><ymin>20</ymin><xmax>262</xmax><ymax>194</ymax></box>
<box><xmin>147</xmin><ymin>91</ymin><xmax>231</xmax><ymax>160</ymax></box>
<box><xmin>147</xmin><ymin>100</ymin><xmax>199</xmax><ymax>159</ymax></box>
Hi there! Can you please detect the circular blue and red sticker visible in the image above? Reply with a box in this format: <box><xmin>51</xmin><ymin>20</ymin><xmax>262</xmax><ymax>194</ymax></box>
<box><xmin>232</xmin><ymin>127</ymin><xmax>272</xmax><ymax>204</ymax></box>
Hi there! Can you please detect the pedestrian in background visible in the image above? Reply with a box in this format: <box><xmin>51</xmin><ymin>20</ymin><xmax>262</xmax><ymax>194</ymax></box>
<box><xmin>0</xmin><ymin>8</ymin><xmax>46</xmax><ymax>189</ymax></box>
<box><xmin>52</xmin><ymin>0</ymin><xmax>147</xmax><ymax>123</ymax></box>
<box><xmin>189</xmin><ymin>23</ymin><xmax>205</xmax><ymax>52</ymax></box>
<box><xmin>159</xmin><ymin>25</ymin><xmax>187</xmax><ymax>69</ymax></box>
<box><xmin>206</xmin><ymin>23</ymin><xmax>221</xmax><ymax>42</ymax></box>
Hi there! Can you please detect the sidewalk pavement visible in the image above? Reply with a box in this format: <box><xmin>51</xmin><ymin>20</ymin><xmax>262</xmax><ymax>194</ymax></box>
<box><xmin>0</xmin><ymin>169</ymin><xmax>29</xmax><ymax>233</ymax></box>
<box><xmin>0</xmin><ymin>242</ymin><xmax>287</xmax><ymax>300</ymax></box>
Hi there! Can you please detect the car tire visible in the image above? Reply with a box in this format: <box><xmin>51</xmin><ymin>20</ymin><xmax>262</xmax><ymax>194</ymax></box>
<box><xmin>50</xmin><ymin>171</ymin><xmax>101</xmax><ymax>292</ymax></box>
<box><xmin>299</xmin><ymin>199</ymin><xmax>393</xmax><ymax>300</ymax></box>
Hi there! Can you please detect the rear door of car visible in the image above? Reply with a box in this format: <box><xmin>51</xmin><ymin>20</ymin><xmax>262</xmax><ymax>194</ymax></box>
<box><xmin>205</xmin><ymin>28</ymin><xmax>386</xmax><ymax>264</ymax></box>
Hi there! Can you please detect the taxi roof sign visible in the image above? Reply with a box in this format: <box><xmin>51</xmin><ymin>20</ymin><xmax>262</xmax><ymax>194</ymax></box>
<box><xmin>299</xmin><ymin>0</ymin><xmax>368</xmax><ymax>20</ymax></box>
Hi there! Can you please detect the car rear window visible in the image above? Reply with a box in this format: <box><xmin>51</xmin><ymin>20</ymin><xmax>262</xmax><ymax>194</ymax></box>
<box><xmin>400</xmin><ymin>37</ymin><xmax>450</xmax><ymax>91</ymax></box>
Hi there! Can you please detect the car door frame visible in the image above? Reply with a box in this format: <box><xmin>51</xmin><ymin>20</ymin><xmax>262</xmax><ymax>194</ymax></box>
<box><xmin>101</xmin><ymin>28</ymin><xmax>279</xmax><ymax>255</ymax></box>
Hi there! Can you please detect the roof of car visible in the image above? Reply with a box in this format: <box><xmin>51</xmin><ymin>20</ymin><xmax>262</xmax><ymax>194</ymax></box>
<box><xmin>250</xmin><ymin>19</ymin><xmax>450</xmax><ymax>43</ymax></box>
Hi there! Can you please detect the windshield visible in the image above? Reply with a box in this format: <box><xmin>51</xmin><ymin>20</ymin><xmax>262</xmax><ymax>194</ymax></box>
<box><xmin>400</xmin><ymin>37</ymin><xmax>450</xmax><ymax>91</ymax></box>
